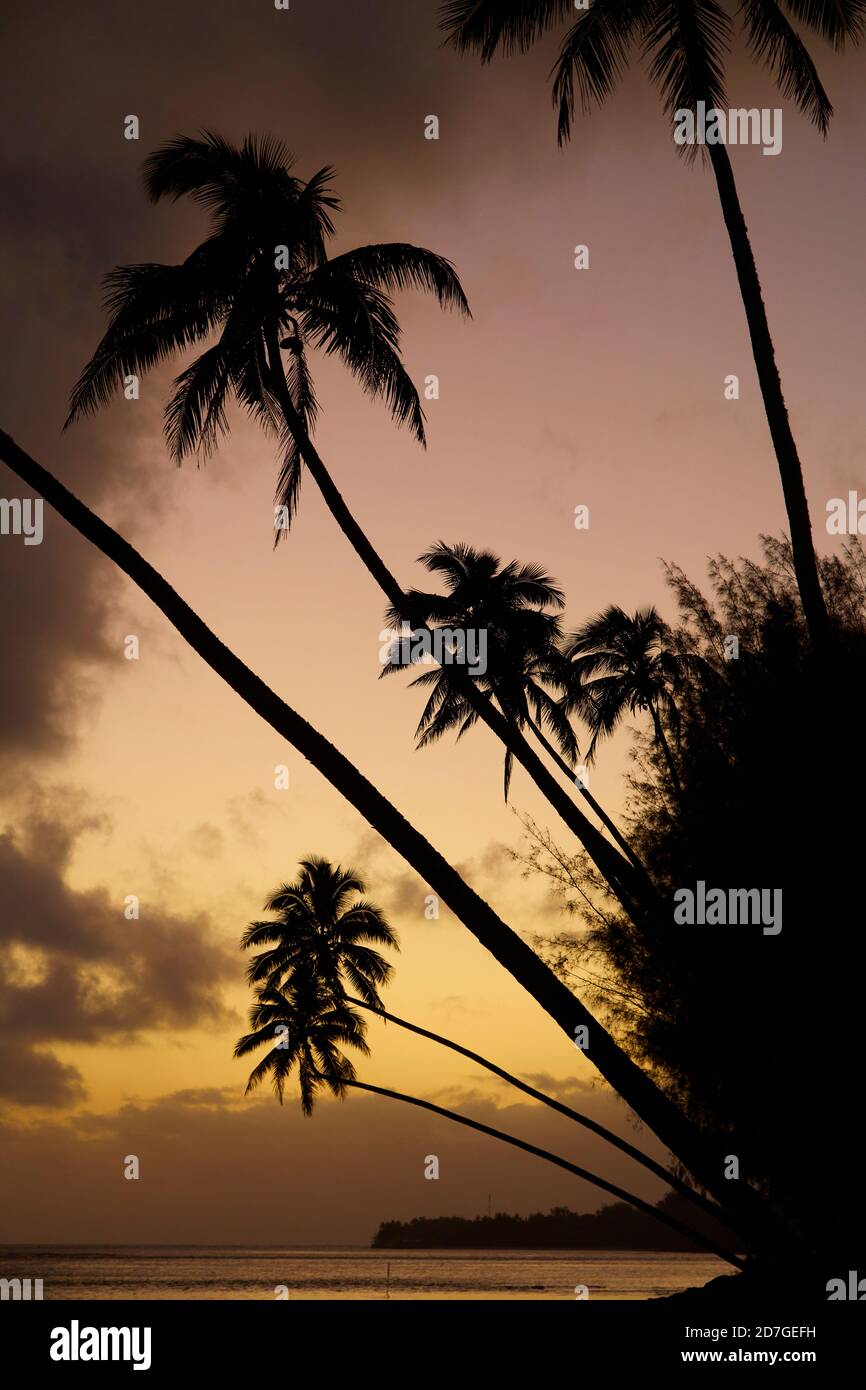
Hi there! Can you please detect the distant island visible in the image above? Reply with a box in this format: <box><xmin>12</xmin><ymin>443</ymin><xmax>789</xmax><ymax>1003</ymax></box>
<box><xmin>372</xmin><ymin>1192</ymin><xmax>739</xmax><ymax>1252</ymax></box>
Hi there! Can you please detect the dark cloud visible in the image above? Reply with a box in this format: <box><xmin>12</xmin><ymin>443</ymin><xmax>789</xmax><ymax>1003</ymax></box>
<box><xmin>0</xmin><ymin>1040</ymin><xmax>86</xmax><ymax>1108</ymax></box>
<box><xmin>0</xmin><ymin>1073</ymin><xmax>671</xmax><ymax>1244</ymax></box>
<box><xmin>0</xmin><ymin>794</ymin><xmax>237</xmax><ymax>1103</ymax></box>
<box><xmin>0</xmin><ymin>479</ymin><xmax>117</xmax><ymax>759</ymax></box>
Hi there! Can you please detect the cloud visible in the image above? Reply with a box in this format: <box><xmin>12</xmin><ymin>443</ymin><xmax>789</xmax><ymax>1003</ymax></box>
<box><xmin>0</xmin><ymin>1040</ymin><xmax>86</xmax><ymax>1108</ymax></box>
<box><xmin>0</xmin><ymin>1073</ymin><xmax>672</xmax><ymax>1245</ymax></box>
<box><xmin>0</xmin><ymin>793</ymin><xmax>237</xmax><ymax>1104</ymax></box>
<box><xmin>227</xmin><ymin>789</ymin><xmax>283</xmax><ymax>848</ymax></box>
<box><xmin>0</xmin><ymin>475</ymin><xmax>117</xmax><ymax>760</ymax></box>
<box><xmin>186</xmin><ymin>822</ymin><xmax>226</xmax><ymax>860</ymax></box>
<box><xmin>519</xmin><ymin>1071</ymin><xmax>596</xmax><ymax>1099</ymax></box>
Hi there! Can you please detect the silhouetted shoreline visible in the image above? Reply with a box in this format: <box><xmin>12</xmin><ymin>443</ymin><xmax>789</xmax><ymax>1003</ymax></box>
<box><xmin>372</xmin><ymin>1195</ymin><xmax>740</xmax><ymax>1253</ymax></box>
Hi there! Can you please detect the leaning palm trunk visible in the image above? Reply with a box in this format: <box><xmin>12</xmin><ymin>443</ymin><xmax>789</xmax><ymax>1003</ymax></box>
<box><xmin>263</xmin><ymin>334</ymin><xmax>657</xmax><ymax>924</ymax></box>
<box><xmin>349</xmin><ymin>995</ymin><xmax>727</xmax><ymax>1228</ymax></box>
<box><xmin>526</xmin><ymin>716</ymin><xmax>647</xmax><ymax>874</ymax></box>
<box><xmin>650</xmin><ymin>704</ymin><xmax>684</xmax><ymax>806</ymax></box>
<box><xmin>263</xmin><ymin>326</ymin><xmax>408</xmax><ymax>612</ymax></box>
<box><xmin>348</xmin><ymin>1080</ymin><xmax>743</xmax><ymax>1268</ymax></box>
<box><xmin>676</xmin><ymin>11</ymin><xmax>829</xmax><ymax>650</ymax></box>
<box><xmin>0</xmin><ymin>428</ymin><xmax>785</xmax><ymax>1257</ymax></box>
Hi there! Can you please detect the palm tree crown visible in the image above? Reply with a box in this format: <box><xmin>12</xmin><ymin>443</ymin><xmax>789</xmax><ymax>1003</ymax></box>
<box><xmin>66</xmin><ymin>131</ymin><xmax>470</xmax><ymax>525</ymax></box>
<box><xmin>441</xmin><ymin>3</ymin><xmax>866</xmax><ymax>648</ymax></box>
<box><xmin>381</xmin><ymin>541</ymin><xmax>577</xmax><ymax>797</ymax></box>
<box><xmin>562</xmin><ymin>604</ymin><xmax>686</xmax><ymax>778</ymax></box>
<box><xmin>440</xmin><ymin>0</ymin><xmax>863</xmax><ymax>146</ymax></box>
<box><xmin>240</xmin><ymin>856</ymin><xmax>399</xmax><ymax>1008</ymax></box>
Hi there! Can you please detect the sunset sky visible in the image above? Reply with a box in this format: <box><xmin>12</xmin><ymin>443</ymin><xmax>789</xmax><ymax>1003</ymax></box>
<box><xmin>0</xmin><ymin>0</ymin><xmax>863</xmax><ymax>1244</ymax></box>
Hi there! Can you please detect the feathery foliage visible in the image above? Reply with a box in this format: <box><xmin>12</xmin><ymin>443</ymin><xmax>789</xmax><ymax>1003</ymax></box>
<box><xmin>67</xmin><ymin>132</ymin><xmax>470</xmax><ymax>526</ymax></box>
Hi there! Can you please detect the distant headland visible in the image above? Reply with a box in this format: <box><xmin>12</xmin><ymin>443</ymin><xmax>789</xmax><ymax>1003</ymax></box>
<box><xmin>372</xmin><ymin>1193</ymin><xmax>739</xmax><ymax>1253</ymax></box>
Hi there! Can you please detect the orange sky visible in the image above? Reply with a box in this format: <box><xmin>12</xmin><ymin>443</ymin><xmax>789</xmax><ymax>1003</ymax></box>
<box><xmin>0</xmin><ymin>0</ymin><xmax>864</xmax><ymax>1242</ymax></box>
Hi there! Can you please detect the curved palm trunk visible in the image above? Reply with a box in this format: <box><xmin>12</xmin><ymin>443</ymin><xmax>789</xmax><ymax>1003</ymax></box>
<box><xmin>263</xmin><ymin>325</ymin><xmax>408</xmax><ymax>614</ymax></box>
<box><xmin>0</xmin><ymin>427</ymin><xmax>784</xmax><ymax>1256</ymax></box>
<box><xmin>649</xmin><ymin>703</ymin><xmax>684</xmax><ymax>805</ymax></box>
<box><xmin>262</xmin><ymin>331</ymin><xmax>656</xmax><ymax>925</ymax></box>
<box><xmin>349</xmin><ymin>995</ymin><xmax>729</xmax><ymax>1229</ymax></box>
<box><xmin>526</xmin><ymin>716</ymin><xmax>647</xmax><ymax>874</ymax></box>
<box><xmin>676</xmin><ymin>5</ymin><xmax>829</xmax><ymax>650</ymax></box>
<box><xmin>347</xmin><ymin>1080</ymin><xmax>743</xmax><ymax>1268</ymax></box>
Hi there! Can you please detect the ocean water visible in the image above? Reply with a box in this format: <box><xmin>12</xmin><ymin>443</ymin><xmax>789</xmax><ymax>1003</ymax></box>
<box><xmin>0</xmin><ymin>1246</ymin><xmax>725</xmax><ymax>1300</ymax></box>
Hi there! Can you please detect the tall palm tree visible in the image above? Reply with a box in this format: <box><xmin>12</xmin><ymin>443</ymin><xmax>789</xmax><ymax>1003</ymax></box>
<box><xmin>241</xmin><ymin>857</ymin><xmax>398</xmax><ymax>1008</ymax></box>
<box><xmin>62</xmin><ymin>135</ymin><xmax>651</xmax><ymax>919</ymax></box>
<box><xmin>0</xmin><ymin>429</ymin><xmax>784</xmax><ymax>1258</ymax></box>
<box><xmin>563</xmin><ymin>604</ymin><xmax>687</xmax><ymax>800</ymax></box>
<box><xmin>65</xmin><ymin>131</ymin><xmax>470</xmax><ymax>602</ymax></box>
<box><xmin>234</xmin><ymin>960</ymin><xmax>742</xmax><ymax>1263</ymax></box>
<box><xmin>381</xmin><ymin>541</ymin><xmax>644</xmax><ymax>870</ymax></box>
<box><xmin>439</xmin><ymin>1</ymin><xmax>866</xmax><ymax>648</ymax></box>
<box><xmin>239</xmin><ymin>857</ymin><xmax>728</xmax><ymax>1223</ymax></box>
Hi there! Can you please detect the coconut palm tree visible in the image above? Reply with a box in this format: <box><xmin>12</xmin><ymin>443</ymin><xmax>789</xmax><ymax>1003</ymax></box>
<box><xmin>62</xmin><ymin>135</ymin><xmax>653</xmax><ymax>919</ymax></box>
<box><xmin>381</xmin><ymin>543</ymin><xmax>575</xmax><ymax>787</ymax></box>
<box><xmin>0</xmin><ymin>429</ymin><xmax>783</xmax><ymax>1259</ymax></box>
<box><xmin>439</xmin><ymin>1</ymin><xmax>866</xmax><ymax>649</ymax></box>
<box><xmin>241</xmin><ymin>857</ymin><xmax>398</xmax><ymax>1008</ymax></box>
<box><xmin>65</xmin><ymin>131</ymin><xmax>470</xmax><ymax>603</ymax></box>
<box><xmin>234</xmin><ymin>962</ymin><xmax>743</xmax><ymax>1263</ymax></box>
<box><xmin>239</xmin><ymin>856</ymin><xmax>730</xmax><ymax>1223</ymax></box>
<box><xmin>381</xmin><ymin>541</ymin><xmax>644</xmax><ymax>871</ymax></box>
<box><xmin>563</xmin><ymin>605</ymin><xmax>687</xmax><ymax>800</ymax></box>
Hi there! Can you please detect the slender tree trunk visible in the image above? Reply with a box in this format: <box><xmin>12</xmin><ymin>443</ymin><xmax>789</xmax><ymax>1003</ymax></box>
<box><xmin>676</xmin><ymin>4</ymin><xmax>830</xmax><ymax>650</ymax></box>
<box><xmin>0</xmin><ymin>427</ymin><xmax>784</xmax><ymax>1256</ymax></box>
<box><xmin>261</xmin><ymin>330</ymin><xmax>655</xmax><ymax>924</ymax></box>
<box><xmin>526</xmin><ymin>716</ymin><xmax>647</xmax><ymax>874</ymax></box>
<box><xmin>650</xmin><ymin>704</ymin><xmax>684</xmax><ymax>805</ymax></box>
<box><xmin>348</xmin><ymin>1080</ymin><xmax>743</xmax><ymax>1267</ymax></box>
<box><xmin>263</xmin><ymin>325</ymin><xmax>407</xmax><ymax>613</ymax></box>
<box><xmin>350</xmin><ymin>996</ymin><xmax>729</xmax><ymax>1229</ymax></box>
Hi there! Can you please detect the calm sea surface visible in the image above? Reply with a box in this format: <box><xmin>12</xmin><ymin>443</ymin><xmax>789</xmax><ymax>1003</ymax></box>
<box><xmin>0</xmin><ymin>1246</ymin><xmax>724</xmax><ymax>1300</ymax></box>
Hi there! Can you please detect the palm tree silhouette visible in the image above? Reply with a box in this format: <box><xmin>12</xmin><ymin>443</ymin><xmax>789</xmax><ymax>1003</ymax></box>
<box><xmin>241</xmin><ymin>856</ymin><xmax>398</xmax><ymax>1008</ymax></box>
<box><xmin>65</xmin><ymin>131</ymin><xmax>470</xmax><ymax>596</ymax></box>
<box><xmin>239</xmin><ymin>857</ymin><xmax>722</xmax><ymax>1215</ymax></box>
<box><xmin>439</xmin><ymin>1</ymin><xmax>866</xmax><ymax>647</ymax></box>
<box><xmin>64</xmin><ymin>130</ymin><xmax>682</xmax><ymax>926</ymax></box>
<box><xmin>1</xmin><ymin>427</ymin><xmax>790</xmax><ymax>1256</ymax></box>
<box><xmin>381</xmin><ymin>541</ymin><xmax>643</xmax><ymax>869</ymax></box>
<box><xmin>563</xmin><ymin>604</ymin><xmax>687</xmax><ymax>801</ymax></box>
<box><xmin>234</xmin><ymin>879</ymin><xmax>742</xmax><ymax>1263</ymax></box>
<box><xmin>61</xmin><ymin>135</ymin><xmax>650</xmax><ymax>915</ymax></box>
<box><xmin>66</xmin><ymin>135</ymin><xmax>678</xmax><ymax>922</ymax></box>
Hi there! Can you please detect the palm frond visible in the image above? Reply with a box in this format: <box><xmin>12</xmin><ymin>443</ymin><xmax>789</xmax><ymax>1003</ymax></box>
<box><xmin>65</xmin><ymin>258</ymin><xmax>229</xmax><ymax>424</ymax></box>
<box><xmin>553</xmin><ymin>0</ymin><xmax>646</xmax><ymax>141</ymax></box>
<box><xmin>642</xmin><ymin>0</ymin><xmax>732</xmax><ymax>161</ymax></box>
<box><xmin>301</xmin><ymin>269</ymin><xmax>426</xmax><ymax>442</ymax></box>
<box><xmin>322</xmin><ymin>244</ymin><xmax>471</xmax><ymax>317</ymax></box>
<box><xmin>780</xmin><ymin>0</ymin><xmax>866</xmax><ymax>50</ymax></box>
<box><xmin>740</xmin><ymin>0</ymin><xmax>833</xmax><ymax>132</ymax></box>
<box><xmin>439</xmin><ymin>0</ymin><xmax>575</xmax><ymax>59</ymax></box>
<box><xmin>273</xmin><ymin>342</ymin><xmax>319</xmax><ymax>528</ymax></box>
